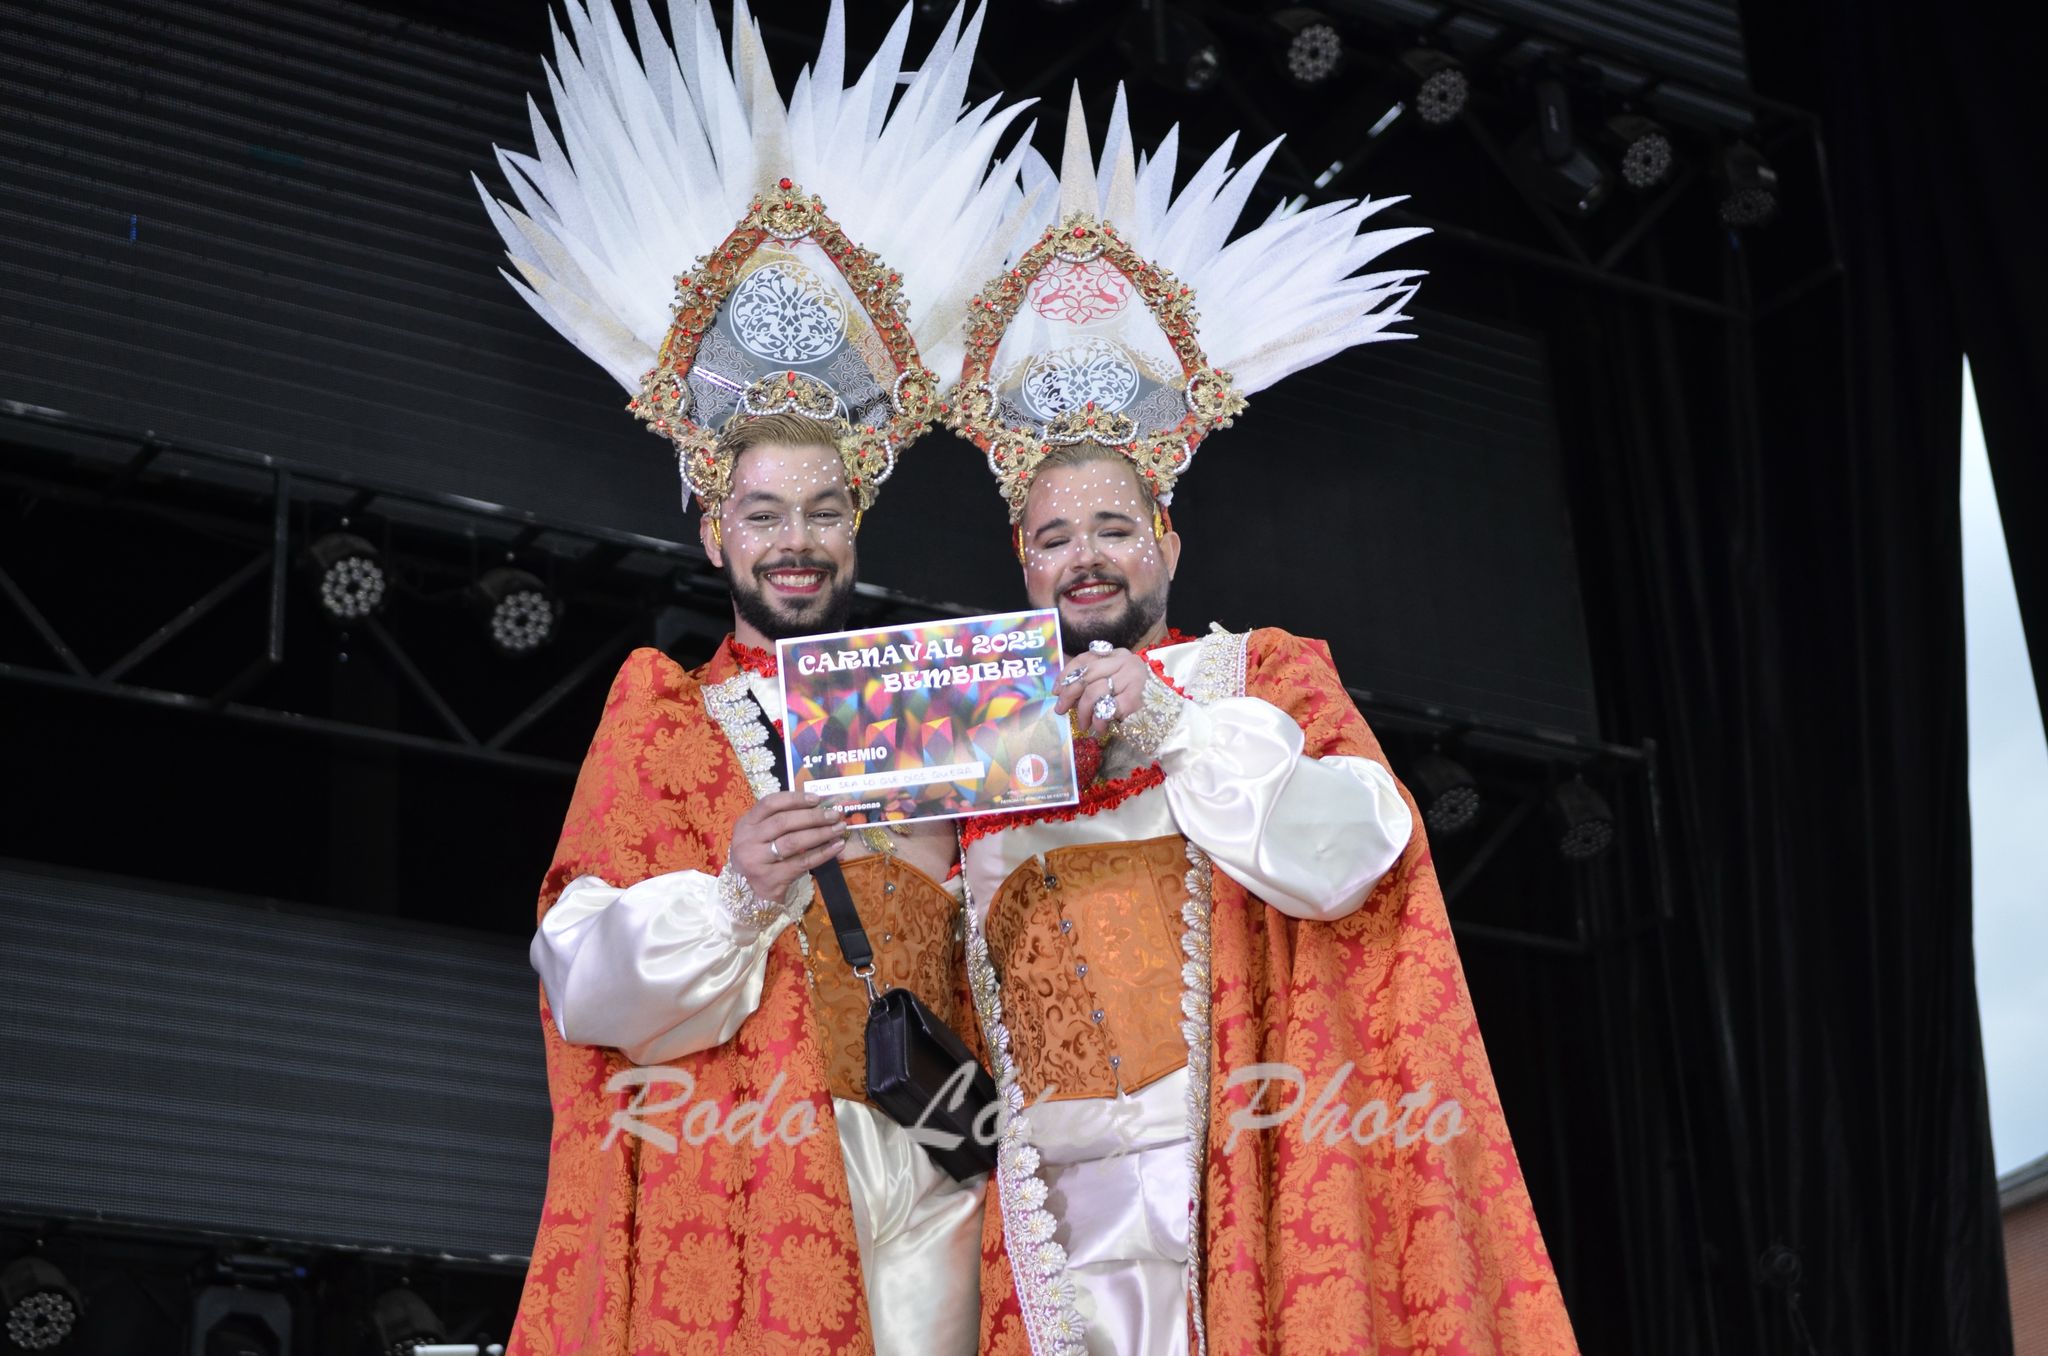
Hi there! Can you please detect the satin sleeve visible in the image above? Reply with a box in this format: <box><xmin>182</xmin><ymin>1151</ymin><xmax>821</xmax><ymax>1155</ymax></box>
<box><xmin>1159</xmin><ymin>695</ymin><xmax>1413</xmax><ymax>921</ymax></box>
<box><xmin>530</xmin><ymin>870</ymin><xmax>790</xmax><ymax>1067</ymax></box>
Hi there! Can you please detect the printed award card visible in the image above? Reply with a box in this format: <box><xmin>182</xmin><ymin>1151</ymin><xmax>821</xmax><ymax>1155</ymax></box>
<box><xmin>775</xmin><ymin>609</ymin><xmax>1079</xmax><ymax>825</ymax></box>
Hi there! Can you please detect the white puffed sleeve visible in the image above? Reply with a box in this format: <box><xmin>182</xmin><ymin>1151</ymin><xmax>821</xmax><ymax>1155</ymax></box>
<box><xmin>531</xmin><ymin>870</ymin><xmax>792</xmax><ymax>1067</ymax></box>
<box><xmin>1157</xmin><ymin>695</ymin><xmax>1413</xmax><ymax>921</ymax></box>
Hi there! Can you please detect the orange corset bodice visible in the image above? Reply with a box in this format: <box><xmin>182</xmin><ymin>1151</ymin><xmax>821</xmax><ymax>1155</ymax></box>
<box><xmin>984</xmin><ymin>834</ymin><xmax>1193</xmax><ymax>1102</ymax></box>
<box><xmin>797</xmin><ymin>853</ymin><xmax>968</xmax><ymax>1104</ymax></box>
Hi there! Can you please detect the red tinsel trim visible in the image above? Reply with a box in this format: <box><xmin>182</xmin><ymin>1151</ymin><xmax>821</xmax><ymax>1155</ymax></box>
<box><xmin>727</xmin><ymin>636</ymin><xmax>778</xmax><ymax>677</ymax></box>
<box><xmin>960</xmin><ymin>762</ymin><xmax>1167</xmax><ymax>848</ymax></box>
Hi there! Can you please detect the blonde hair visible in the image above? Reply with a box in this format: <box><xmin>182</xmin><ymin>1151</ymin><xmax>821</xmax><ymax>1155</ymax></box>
<box><xmin>713</xmin><ymin>412</ymin><xmax>842</xmax><ymax>463</ymax></box>
<box><xmin>706</xmin><ymin>413</ymin><xmax>856</xmax><ymax>545</ymax></box>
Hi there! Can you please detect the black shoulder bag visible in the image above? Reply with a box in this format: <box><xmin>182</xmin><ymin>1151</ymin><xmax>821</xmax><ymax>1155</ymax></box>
<box><xmin>757</xmin><ymin>709</ymin><xmax>997</xmax><ymax>1181</ymax></box>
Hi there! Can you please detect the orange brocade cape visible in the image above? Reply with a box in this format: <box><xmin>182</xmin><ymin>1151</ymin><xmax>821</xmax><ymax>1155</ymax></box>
<box><xmin>509</xmin><ymin>642</ymin><xmax>879</xmax><ymax>1355</ymax></box>
<box><xmin>974</xmin><ymin>629</ymin><xmax>1581</xmax><ymax>1356</ymax></box>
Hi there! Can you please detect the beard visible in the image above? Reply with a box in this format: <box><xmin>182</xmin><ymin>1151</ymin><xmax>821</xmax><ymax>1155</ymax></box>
<box><xmin>724</xmin><ymin>551</ymin><xmax>857</xmax><ymax>641</ymax></box>
<box><xmin>1057</xmin><ymin>568</ymin><xmax>1170</xmax><ymax>653</ymax></box>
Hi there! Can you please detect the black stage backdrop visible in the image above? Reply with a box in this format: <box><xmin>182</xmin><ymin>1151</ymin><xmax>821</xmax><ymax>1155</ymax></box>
<box><xmin>1526</xmin><ymin>0</ymin><xmax>2031</xmax><ymax>1350</ymax></box>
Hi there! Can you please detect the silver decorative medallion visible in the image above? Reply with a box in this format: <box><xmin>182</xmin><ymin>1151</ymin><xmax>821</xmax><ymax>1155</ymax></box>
<box><xmin>729</xmin><ymin>260</ymin><xmax>848</xmax><ymax>363</ymax></box>
<box><xmin>1022</xmin><ymin>337</ymin><xmax>1140</xmax><ymax>420</ymax></box>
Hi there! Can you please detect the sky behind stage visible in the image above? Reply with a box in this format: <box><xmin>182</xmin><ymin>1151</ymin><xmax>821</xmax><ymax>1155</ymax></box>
<box><xmin>1963</xmin><ymin>358</ymin><xmax>2048</xmax><ymax>1178</ymax></box>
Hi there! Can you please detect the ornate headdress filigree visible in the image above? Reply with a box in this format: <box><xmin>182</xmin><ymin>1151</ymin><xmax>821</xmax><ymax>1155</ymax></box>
<box><xmin>477</xmin><ymin>0</ymin><xmax>1042</xmax><ymax>514</ymax></box>
<box><xmin>943</xmin><ymin>86</ymin><xmax>1429</xmax><ymax>521</ymax></box>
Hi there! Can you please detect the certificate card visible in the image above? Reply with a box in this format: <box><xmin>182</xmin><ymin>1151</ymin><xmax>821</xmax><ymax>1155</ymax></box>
<box><xmin>775</xmin><ymin>608</ymin><xmax>1079</xmax><ymax>825</ymax></box>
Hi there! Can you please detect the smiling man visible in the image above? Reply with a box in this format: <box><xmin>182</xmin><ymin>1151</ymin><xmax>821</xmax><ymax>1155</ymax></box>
<box><xmin>940</xmin><ymin>91</ymin><xmax>1579</xmax><ymax>1354</ymax></box>
<box><xmin>471</xmin><ymin>1</ymin><xmax>1041</xmax><ymax>1349</ymax></box>
<box><xmin>527</xmin><ymin>414</ymin><xmax>981</xmax><ymax>1354</ymax></box>
<box><xmin>519</xmin><ymin>410</ymin><xmax>995</xmax><ymax>1354</ymax></box>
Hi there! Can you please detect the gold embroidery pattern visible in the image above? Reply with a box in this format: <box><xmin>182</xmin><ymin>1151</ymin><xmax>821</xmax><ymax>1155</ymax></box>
<box><xmin>985</xmin><ymin>837</ymin><xmax>1194</xmax><ymax>1101</ymax></box>
<box><xmin>510</xmin><ymin>647</ymin><xmax>874</xmax><ymax>1353</ymax></box>
<box><xmin>797</xmin><ymin>856</ymin><xmax>969</xmax><ymax>1102</ymax></box>
<box><xmin>1197</xmin><ymin>629</ymin><xmax>1578</xmax><ymax>1354</ymax></box>
<box><xmin>1114</xmin><ymin>672</ymin><xmax>1188</xmax><ymax>760</ymax></box>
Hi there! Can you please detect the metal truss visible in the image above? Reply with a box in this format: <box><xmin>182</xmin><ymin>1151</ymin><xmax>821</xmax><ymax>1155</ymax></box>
<box><xmin>975</xmin><ymin>0</ymin><xmax>1841</xmax><ymax>322</ymax></box>
<box><xmin>0</xmin><ymin>402</ymin><xmax>933</xmax><ymax>778</ymax></box>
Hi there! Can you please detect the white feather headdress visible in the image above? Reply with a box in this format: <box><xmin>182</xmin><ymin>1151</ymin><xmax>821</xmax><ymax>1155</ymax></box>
<box><xmin>476</xmin><ymin>0</ymin><xmax>1041</xmax><ymax>511</ymax></box>
<box><xmin>946</xmin><ymin>85</ymin><xmax>1429</xmax><ymax>519</ymax></box>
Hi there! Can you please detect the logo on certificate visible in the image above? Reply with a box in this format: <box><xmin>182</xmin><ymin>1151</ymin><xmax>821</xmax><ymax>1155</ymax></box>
<box><xmin>1013</xmin><ymin>753</ymin><xmax>1050</xmax><ymax>790</ymax></box>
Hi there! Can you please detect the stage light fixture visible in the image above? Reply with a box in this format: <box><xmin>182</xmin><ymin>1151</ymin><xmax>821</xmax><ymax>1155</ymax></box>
<box><xmin>309</xmin><ymin>531</ymin><xmax>387</xmax><ymax>623</ymax></box>
<box><xmin>371</xmin><ymin>1288</ymin><xmax>445</xmax><ymax>1356</ymax></box>
<box><xmin>1508</xmin><ymin>76</ymin><xmax>1612</xmax><ymax>218</ymax></box>
<box><xmin>1400</xmin><ymin>49</ymin><xmax>1468</xmax><ymax>127</ymax></box>
<box><xmin>1609</xmin><ymin>113</ymin><xmax>1675</xmax><ymax>189</ymax></box>
<box><xmin>1118</xmin><ymin>5</ymin><xmax>1223</xmax><ymax>94</ymax></box>
<box><xmin>476</xmin><ymin>566</ymin><xmax>559</xmax><ymax>656</ymax></box>
<box><xmin>1715</xmin><ymin>142</ymin><xmax>1779</xmax><ymax>227</ymax></box>
<box><xmin>2</xmin><ymin>1258</ymin><xmax>79</xmax><ymax>1351</ymax></box>
<box><xmin>1270</xmin><ymin>8</ymin><xmax>1343</xmax><ymax>87</ymax></box>
<box><xmin>190</xmin><ymin>1276</ymin><xmax>292</xmax><ymax>1356</ymax></box>
<box><xmin>1547</xmin><ymin>775</ymin><xmax>1616</xmax><ymax>862</ymax></box>
<box><xmin>1410</xmin><ymin>750</ymin><xmax>1482</xmax><ymax>837</ymax></box>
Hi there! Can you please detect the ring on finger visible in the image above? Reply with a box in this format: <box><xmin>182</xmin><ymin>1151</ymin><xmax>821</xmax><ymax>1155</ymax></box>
<box><xmin>1093</xmin><ymin>693</ymin><xmax>1119</xmax><ymax>722</ymax></box>
<box><xmin>1088</xmin><ymin>640</ymin><xmax>1113</xmax><ymax>654</ymax></box>
<box><xmin>769</xmin><ymin>836</ymin><xmax>783</xmax><ymax>861</ymax></box>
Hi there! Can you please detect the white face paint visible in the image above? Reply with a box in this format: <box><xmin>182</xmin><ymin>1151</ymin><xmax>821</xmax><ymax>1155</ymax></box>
<box><xmin>1018</xmin><ymin>457</ymin><xmax>1180</xmax><ymax>653</ymax></box>
<box><xmin>701</xmin><ymin>442</ymin><xmax>859</xmax><ymax>645</ymax></box>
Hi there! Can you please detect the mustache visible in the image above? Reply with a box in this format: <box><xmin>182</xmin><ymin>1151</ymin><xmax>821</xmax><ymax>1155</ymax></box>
<box><xmin>1061</xmin><ymin>569</ymin><xmax>1126</xmax><ymax>592</ymax></box>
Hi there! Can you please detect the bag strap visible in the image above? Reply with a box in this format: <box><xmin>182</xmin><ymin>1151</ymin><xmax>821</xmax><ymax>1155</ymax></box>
<box><xmin>755</xmin><ymin>699</ymin><xmax>874</xmax><ymax>973</ymax></box>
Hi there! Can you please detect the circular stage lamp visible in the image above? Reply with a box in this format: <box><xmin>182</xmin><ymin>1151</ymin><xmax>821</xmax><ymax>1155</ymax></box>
<box><xmin>1272</xmin><ymin>9</ymin><xmax>1343</xmax><ymax>87</ymax></box>
<box><xmin>2</xmin><ymin>1258</ymin><xmax>80</xmax><ymax>1352</ymax></box>
<box><xmin>1716</xmin><ymin>142</ymin><xmax>1780</xmax><ymax>227</ymax></box>
<box><xmin>1410</xmin><ymin>750</ymin><xmax>1482</xmax><ymax>836</ymax></box>
<box><xmin>309</xmin><ymin>531</ymin><xmax>387</xmax><ymax>623</ymax></box>
<box><xmin>1402</xmin><ymin>49</ymin><xmax>1469</xmax><ymax>126</ymax></box>
<box><xmin>1610</xmin><ymin>114</ymin><xmax>1675</xmax><ymax>189</ymax></box>
<box><xmin>1548</xmin><ymin>775</ymin><xmax>1616</xmax><ymax>862</ymax></box>
<box><xmin>477</xmin><ymin>567</ymin><xmax>559</xmax><ymax>656</ymax></box>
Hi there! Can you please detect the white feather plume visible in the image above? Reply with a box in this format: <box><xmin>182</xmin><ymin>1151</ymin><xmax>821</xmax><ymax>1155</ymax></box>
<box><xmin>475</xmin><ymin>0</ymin><xmax>1043</xmax><ymax>396</ymax></box>
<box><xmin>1026</xmin><ymin>84</ymin><xmax>1430</xmax><ymax>396</ymax></box>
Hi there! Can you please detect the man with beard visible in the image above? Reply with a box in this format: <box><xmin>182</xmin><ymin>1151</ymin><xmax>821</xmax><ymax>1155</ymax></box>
<box><xmin>472</xmin><ymin>1</ymin><xmax>1041</xmax><ymax>1347</ymax></box>
<box><xmin>941</xmin><ymin>90</ymin><xmax>1579</xmax><ymax>1355</ymax></box>
<box><xmin>524</xmin><ymin>415</ymin><xmax>986</xmax><ymax>1353</ymax></box>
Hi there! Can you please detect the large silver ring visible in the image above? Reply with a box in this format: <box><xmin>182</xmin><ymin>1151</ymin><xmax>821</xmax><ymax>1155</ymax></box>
<box><xmin>1088</xmin><ymin>639</ymin><xmax>1114</xmax><ymax>654</ymax></box>
<box><xmin>1062</xmin><ymin>666</ymin><xmax>1087</xmax><ymax>685</ymax></box>
<box><xmin>1093</xmin><ymin>693</ymin><xmax>1119</xmax><ymax>722</ymax></box>
<box><xmin>769</xmin><ymin>837</ymin><xmax>783</xmax><ymax>861</ymax></box>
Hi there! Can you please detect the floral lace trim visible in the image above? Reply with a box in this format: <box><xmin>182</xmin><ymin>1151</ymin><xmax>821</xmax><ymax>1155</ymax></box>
<box><xmin>703</xmin><ymin>673</ymin><xmax>811</xmax><ymax>949</ymax></box>
<box><xmin>961</xmin><ymin>869</ymin><xmax>1088</xmax><ymax>1355</ymax></box>
<box><xmin>1186</xmin><ymin>624</ymin><xmax>1248</xmax><ymax>704</ymax></box>
<box><xmin>716</xmin><ymin>857</ymin><xmax>783</xmax><ymax>940</ymax></box>
<box><xmin>958</xmin><ymin>763</ymin><xmax>1167</xmax><ymax>849</ymax></box>
<box><xmin>1114</xmin><ymin>673</ymin><xmax>1188</xmax><ymax>761</ymax></box>
<box><xmin>1180</xmin><ymin>843</ymin><xmax>1216</xmax><ymax>1356</ymax></box>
